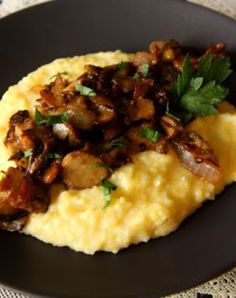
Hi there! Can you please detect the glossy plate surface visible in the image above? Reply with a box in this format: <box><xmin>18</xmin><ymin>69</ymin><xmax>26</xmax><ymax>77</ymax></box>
<box><xmin>0</xmin><ymin>0</ymin><xmax>236</xmax><ymax>297</ymax></box>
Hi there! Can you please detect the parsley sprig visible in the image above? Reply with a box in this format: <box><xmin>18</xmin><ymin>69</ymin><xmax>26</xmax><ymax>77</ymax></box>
<box><xmin>101</xmin><ymin>179</ymin><xmax>117</xmax><ymax>207</ymax></box>
<box><xmin>171</xmin><ymin>53</ymin><xmax>232</xmax><ymax>117</ymax></box>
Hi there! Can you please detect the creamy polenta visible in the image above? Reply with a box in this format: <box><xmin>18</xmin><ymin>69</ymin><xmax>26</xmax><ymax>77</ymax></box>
<box><xmin>0</xmin><ymin>51</ymin><xmax>235</xmax><ymax>254</ymax></box>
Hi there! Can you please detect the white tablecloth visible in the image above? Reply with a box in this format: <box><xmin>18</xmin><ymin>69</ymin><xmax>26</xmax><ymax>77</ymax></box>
<box><xmin>0</xmin><ymin>0</ymin><xmax>235</xmax><ymax>297</ymax></box>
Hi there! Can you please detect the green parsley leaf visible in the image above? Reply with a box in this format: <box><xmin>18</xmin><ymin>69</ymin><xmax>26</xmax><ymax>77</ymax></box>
<box><xmin>133</xmin><ymin>72</ymin><xmax>139</xmax><ymax>80</ymax></box>
<box><xmin>140</xmin><ymin>63</ymin><xmax>150</xmax><ymax>77</ymax></box>
<box><xmin>190</xmin><ymin>77</ymin><xmax>203</xmax><ymax>91</ymax></box>
<box><xmin>101</xmin><ymin>179</ymin><xmax>117</xmax><ymax>207</ymax></box>
<box><xmin>76</xmin><ymin>84</ymin><xmax>96</xmax><ymax>97</ymax></box>
<box><xmin>165</xmin><ymin>102</ymin><xmax>181</xmax><ymax>121</ymax></box>
<box><xmin>50</xmin><ymin>71</ymin><xmax>69</xmax><ymax>80</ymax></box>
<box><xmin>139</xmin><ymin>126</ymin><xmax>160</xmax><ymax>143</ymax></box>
<box><xmin>198</xmin><ymin>54</ymin><xmax>232</xmax><ymax>84</ymax></box>
<box><xmin>46</xmin><ymin>113</ymin><xmax>70</xmax><ymax>125</ymax></box>
<box><xmin>172</xmin><ymin>54</ymin><xmax>193</xmax><ymax>98</ymax></box>
<box><xmin>105</xmin><ymin>137</ymin><xmax>129</xmax><ymax>150</ymax></box>
<box><xmin>24</xmin><ymin>148</ymin><xmax>33</xmax><ymax>159</ymax></box>
<box><xmin>35</xmin><ymin>109</ymin><xmax>44</xmax><ymax>125</ymax></box>
<box><xmin>180</xmin><ymin>79</ymin><xmax>229</xmax><ymax>116</ymax></box>
<box><xmin>47</xmin><ymin>152</ymin><xmax>63</xmax><ymax>159</ymax></box>
<box><xmin>116</xmin><ymin>61</ymin><xmax>128</xmax><ymax>71</ymax></box>
<box><xmin>35</xmin><ymin>109</ymin><xmax>69</xmax><ymax>126</ymax></box>
<box><xmin>91</xmin><ymin>163</ymin><xmax>113</xmax><ymax>174</ymax></box>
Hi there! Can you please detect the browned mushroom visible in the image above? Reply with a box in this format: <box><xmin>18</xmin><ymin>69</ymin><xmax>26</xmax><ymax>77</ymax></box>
<box><xmin>42</xmin><ymin>160</ymin><xmax>61</xmax><ymax>184</ymax></box>
<box><xmin>160</xmin><ymin>115</ymin><xmax>183</xmax><ymax>138</ymax></box>
<box><xmin>0</xmin><ymin>167</ymin><xmax>49</xmax><ymax>214</ymax></box>
<box><xmin>126</xmin><ymin>123</ymin><xmax>168</xmax><ymax>154</ymax></box>
<box><xmin>62</xmin><ymin>151</ymin><xmax>110</xmax><ymax>189</ymax></box>
<box><xmin>40</xmin><ymin>74</ymin><xmax>67</xmax><ymax>107</ymax></box>
<box><xmin>91</xmin><ymin>96</ymin><xmax>116</xmax><ymax>125</ymax></box>
<box><xmin>0</xmin><ymin>214</ymin><xmax>28</xmax><ymax>232</ymax></box>
<box><xmin>127</xmin><ymin>97</ymin><xmax>155</xmax><ymax>122</ymax></box>
<box><xmin>53</xmin><ymin>122</ymin><xmax>81</xmax><ymax>146</ymax></box>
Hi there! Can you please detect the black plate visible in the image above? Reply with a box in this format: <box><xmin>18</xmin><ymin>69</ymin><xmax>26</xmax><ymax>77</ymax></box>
<box><xmin>0</xmin><ymin>0</ymin><xmax>236</xmax><ymax>297</ymax></box>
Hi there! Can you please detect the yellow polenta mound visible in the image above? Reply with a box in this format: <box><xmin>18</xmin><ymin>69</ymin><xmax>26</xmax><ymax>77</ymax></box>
<box><xmin>0</xmin><ymin>52</ymin><xmax>236</xmax><ymax>254</ymax></box>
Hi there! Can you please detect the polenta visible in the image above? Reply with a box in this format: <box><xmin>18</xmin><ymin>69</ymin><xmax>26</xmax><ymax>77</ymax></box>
<box><xmin>0</xmin><ymin>42</ymin><xmax>235</xmax><ymax>254</ymax></box>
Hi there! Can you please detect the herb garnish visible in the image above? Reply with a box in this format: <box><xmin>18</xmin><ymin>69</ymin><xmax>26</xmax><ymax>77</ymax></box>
<box><xmin>139</xmin><ymin>126</ymin><xmax>160</xmax><ymax>143</ymax></box>
<box><xmin>47</xmin><ymin>152</ymin><xmax>63</xmax><ymax>159</ymax></box>
<box><xmin>24</xmin><ymin>148</ymin><xmax>33</xmax><ymax>159</ymax></box>
<box><xmin>140</xmin><ymin>63</ymin><xmax>150</xmax><ymax>77</ymax></box>
<box><xmin>101</xmin><ymin>179</ymin><xmax>117</xmax><ymax>207</ymax></box>
<box><xmin>198</xmin><ymin>53</ymin><xmax>232</xmax><ymax>84</ymax></box>
<box><xmin>76</xmin><ymin>84</ymin><xmax>96</xmax><ymax>97</ymax></box>
<box><xmin>116</xmin><ymin>61</ymin><xmax>128</xmax><ymax>71</ymax></box>
<box><xmin>180</xmin><ymin>78</ymin><xmax>228</xmax><ymax>116</ymax></box>
<box><xmin>91</xmin><ymin>163</ymin><xmax>113</xmax><ymax>174</ymax></box>
<box><xmin>35</xmin><ymin>109</ymin><xmax>69</xmax><ymax>126</ymax></box>
<box><xmin>133</xmin><ymin>72</ymin><xmax>139</xmax><ymax>80</ymax></box>
<box><xmin>165</xmin><ymin>102</ymin><xmax>180</xmax><ymax>121</ymax></box>
<box><xmin>50</xmin><ymin>71</ymin><xmax>69</xmax><ymax>80</ymax></box>
<box><xmin>133</xmin><ymin>63</ymin><xmax>151</xmax><ymax>79</ymax></box>
<box><xmin>171</xmin><ymin>54</ymin><xmax>193</xmax><ymax>98</ymax></box>
<box><xmin>171</xmin><ymin>53</ymin><xmax>231</xmax><ymax>116</ymax></box>
<box><xmin>105</xmin><ymin>137</ymin><xmax>129</xmax><ymax>150</ymax></box>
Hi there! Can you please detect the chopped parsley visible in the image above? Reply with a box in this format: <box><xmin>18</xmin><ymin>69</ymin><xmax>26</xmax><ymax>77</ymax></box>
<box><xmin>101</xmin><ymin>179</ymin><xmax>117</xmax><ymax>207</ymax></box>
<box><xmin>133</xmin><ymin>72</ymin><xmax>140</xmax><ymax>80</ymax></box>
<box><xmin>139</xmin><ymin>126</ymin><xmax>160</xmax><ymax>143</ymax></box>
<box><xmin>24</xmin><ymin>148</ymin><xmax>33</xmax><ymax>159</ymax></box>
<box><xmin>140</xmin><ymin>63</ymin><xmax>150</xmax><ymax>77</ymax></box>
<box><xmin>91</xmin><ymin>162</ymin><xmax>113</xmax><ymax>174</ymax></box>
<box><xmin>133</xmin><ymin>63</ymin><xmax>151</xmax><ymax>79</ymax></box>
<box><xmin>76</xmin><ymin>84</ymin><xmax>96</xmax><ymax>97</ymax></box>
<box><xmin>35</xmin><ymin>109</ymin><xmax>69</xmax><ymax>126</ymax></box>
<box><xmin>116</xmin><ymin>61</ymin><xmax>128</xmax><ymax>71</ymax></box>
<box><xmin>50</xmin><ymin>71</ymin><xmax>69</xmax><ymax>80</ymax></box>
<box><xmin>47</xmin><ymin>152</ymin><xmax>63</xmax><ymax>159</ymax></box>
<box><xmin>105</xmin><ymin>137</ymin><xmax>129</xmax><ymax>150</ymax></box>
<box><xmin>171</xmin><ymin>53</ymin><xmax>231</xmax><ymax>117</ymax></box>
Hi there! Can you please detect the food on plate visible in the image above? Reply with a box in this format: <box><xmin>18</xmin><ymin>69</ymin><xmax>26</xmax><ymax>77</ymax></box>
<box><xmin>0</xmin><ymin>41</ymin><xmax>235</xmax><ymax>254</ymax></box>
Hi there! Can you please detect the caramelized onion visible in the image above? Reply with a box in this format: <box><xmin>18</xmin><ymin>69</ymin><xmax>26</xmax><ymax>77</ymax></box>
<box><xmin>172</xmin><ymin>132</ymin><xmax>221</xmax><ymax>184</ymax></box>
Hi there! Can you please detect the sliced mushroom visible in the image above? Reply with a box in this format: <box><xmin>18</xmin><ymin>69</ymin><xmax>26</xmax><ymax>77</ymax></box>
<box><xmin>40</xmin><ymin>75</ymin><xmax>67</xmax><ymax>107</ymax></box>
<box><xmin>66</xmin><ymin>105</ymin><xmax>96</xmax><ymax>130</ymax></box>
<box><xmin>161</xmin><ymin>115</ymin><xmax>183</xmax><ymax>138</ymax></box>
<box><xmin>134</xmin><ymin>51</ymin><xmax>157</xmax><ymax>68</ymax></box>
<box><xmin>62</xmin><ymin>151</ymin><xmax>110</xmax><ymax>189</ymax></box>
<box><xmin>9</xmin><ymin>175</ymin><xmax>49</xmax><ymax>213</ymax></box>
<box><xmin>126</xmin><ymin>123</ymin><xmax>168</xmax><ymax>154</ymax></box>
<box><xmin>0</xmin><ymin>214</ymin><xmax>28</xmax><ymax>232</ymax></box>
<box><xmin>53</xmin><ymin>122</ymin><xmax>81</xmax><ymax>146</ymax></box>
<box><xmin>127</xmin><ymin>98</ymin><xmax>155</xmax><ymax>122</ymax></box>
<box><xmin>172</xmin><ymin>131</ymin><xmax>221</xmax><ymax>184</ymax></box>
<box><xmin>42</xmin><ymin>161</ymin><xmax>61</xmax><ymax>185</ymax></box>
<box><xmin>0</xmin><ymin>167</ymin><xmax>49</xmax><ymax>214</ymax></box>
<box><xmin>91</xmin><ymin>96</ymin><xmax>116</xmax><ymax>125</ymax></box>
